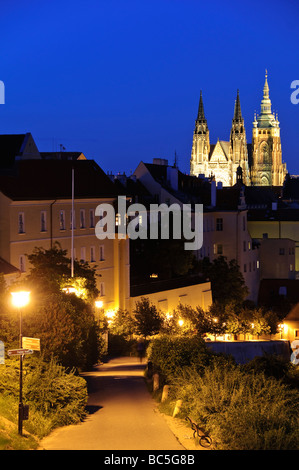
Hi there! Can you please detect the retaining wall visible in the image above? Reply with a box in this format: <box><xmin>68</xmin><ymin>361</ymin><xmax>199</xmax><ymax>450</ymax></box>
<box><xmin>205</xmin><ymin>340</ymin><xmax>291</xmax><ymax>364</ymax></box>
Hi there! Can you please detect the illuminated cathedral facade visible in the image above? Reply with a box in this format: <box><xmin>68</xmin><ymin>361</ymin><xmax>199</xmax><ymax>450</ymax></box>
<box><xmin>190</xmin><ymin>72</ymin><xmax>287</xmax><ymax>186</ymax></box>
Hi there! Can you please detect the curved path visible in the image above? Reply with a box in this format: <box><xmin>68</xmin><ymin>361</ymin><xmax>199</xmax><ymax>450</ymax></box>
<box><xmin>40</xmin><ymin>357</ymin><xmax>184</xmax><ymax>450</ymax></box>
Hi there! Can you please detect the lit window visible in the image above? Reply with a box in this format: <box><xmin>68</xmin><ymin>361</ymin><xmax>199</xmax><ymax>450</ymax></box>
<box><xmin>116</xmin><ymin>213</ymin><xmax>121</xmax><ymax>226</ymax></box>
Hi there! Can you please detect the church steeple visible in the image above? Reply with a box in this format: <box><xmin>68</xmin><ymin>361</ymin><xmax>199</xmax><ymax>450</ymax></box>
<box><xmin>230</xmin><ymin>90</ymin><xmax>250</xmax><ymax>184</ymax></box>
<box><xmin>190</xmin><ymin>90</ymin><xmax>210</xmax><ymax>175</ymax></box>
<box><xmin>233</xmin><ymin>89</ymin><xmax>242</xmax><ymax>122</ymax></box>
<box><xmin>251</xmin><ymin>70</ymin><xmax>287</xmax><ymax>186</ymax></box>
<box><xmin>197</xmin><ymin>90</ymin><xmax>206</xmax><ymax>121</ymax></box>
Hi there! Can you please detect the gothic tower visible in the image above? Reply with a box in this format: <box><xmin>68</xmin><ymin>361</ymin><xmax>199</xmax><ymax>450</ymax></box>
<box><xmin>251</xmin><ymin>71</ymin><xmax>287</xmax><ymax>186</ymax></box>
<box><xmin>229</xmin><ymin>90</ymin><xmax>250</xmax><ymax>185</ymax></box>
<box><xmin>190</xmin><ymin>91</ymin><xmax>210</xmax><ymax>176</ymax></box>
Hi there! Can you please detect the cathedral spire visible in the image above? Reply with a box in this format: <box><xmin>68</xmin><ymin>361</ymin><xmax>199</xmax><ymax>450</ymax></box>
<box><xmin>197</xmin><ymin>90</ymin><xmax>206</xmax><ymax>121</ymax></box>
<box><xmin>233</xmin><ymin>89</ymin><xmax>242</xmax><ymax>121</ymax></box>
<box><xmin>263</xmin><ymin>69</ymin><xmax>270</xmax><ymax>100</ymax></box>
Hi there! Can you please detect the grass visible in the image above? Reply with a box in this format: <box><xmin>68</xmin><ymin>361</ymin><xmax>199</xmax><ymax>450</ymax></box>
<box><xmin>0</xmin><ymin>415</ymin><xmax>39</xmax><ymax>450</ymax></box>
<box><xmin>0</xmin><ymin>395</ymin><xmax>40</xmax><ymax>450</ymax></box>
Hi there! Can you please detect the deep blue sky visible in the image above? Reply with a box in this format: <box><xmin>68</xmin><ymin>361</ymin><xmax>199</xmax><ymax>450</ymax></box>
<box><xmin>1</xmin><ymin>0</ymin><xmax>299</xmax><ymax>175</ymax></box>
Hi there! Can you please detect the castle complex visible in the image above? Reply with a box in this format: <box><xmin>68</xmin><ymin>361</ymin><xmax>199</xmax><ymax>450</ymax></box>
<box><xmin>190</xmin><ymin>72</ymin><xmax>287</xmax><ymax>186</ymax></box>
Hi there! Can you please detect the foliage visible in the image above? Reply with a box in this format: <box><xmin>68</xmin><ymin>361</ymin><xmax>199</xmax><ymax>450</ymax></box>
<box><xmin>109</xmin><ymin>309</ymin><xmax>135</xmax><ymax>337</ymax></box>
<box><xmin>25</xmin><ymin>242</ymin><xmax>99</xmax><ymax>299</ymax></box>
<box><xmin>0</xmin><ymin>357</ymin><xmax>88</xmax><ymax>439</ymax></box>
<box><xmin>171</xmin><ymin>364</ymin><xmax>299</xmax><ymax>450</ymax></box>
<box><xmin>147</xmin><ymin>335</ymin><xmax>218</xmax><ymax>380</ymax></box>
<box><xmin>23</xmin><ymin>292</ymin><xmax>102</xmax><ymax>370</ymax></box>
<box><xmin>133</xmin><ymin>297</ymin><xmax>163</xmax><ymax>339</ymax></box>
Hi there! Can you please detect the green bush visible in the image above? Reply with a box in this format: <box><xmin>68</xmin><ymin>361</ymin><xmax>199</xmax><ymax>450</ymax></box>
<box><xmin>147</xmin><ymin>335</ymin><xmax>217</xmax><ymax>380</ymax></box>
<box><xmin>0</xmin><ymin>357</ymin><xmax>88</xmax><ymax>438</ymax></box>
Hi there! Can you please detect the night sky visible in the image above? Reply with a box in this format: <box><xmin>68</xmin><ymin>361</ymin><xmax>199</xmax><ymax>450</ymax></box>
<box><xmin>1</xmin><ymin>0</ymin><xmax>299</xmax><ymax>176</ymax></box>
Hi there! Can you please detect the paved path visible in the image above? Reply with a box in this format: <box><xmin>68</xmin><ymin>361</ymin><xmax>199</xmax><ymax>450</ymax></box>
<box><xmin>40</xmin><ymin>357</ymin><xmax>184</xmax><ymax>450</ymax></box>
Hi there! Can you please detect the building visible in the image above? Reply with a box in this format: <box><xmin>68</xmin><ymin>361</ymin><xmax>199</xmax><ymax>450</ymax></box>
<box><xmin>190</xmin><ymin>71</ymin><xmax>287</xmax><ymax>187</ymax></box>
<box><xmin>0</xmin><ymin>135</ymin><xmax>130</xmax><ymax>312</ymax></box>
<box><xmin>133</xmin><ymin>158</ymin><xmax>260</xmax><ymax>302</ymax></box>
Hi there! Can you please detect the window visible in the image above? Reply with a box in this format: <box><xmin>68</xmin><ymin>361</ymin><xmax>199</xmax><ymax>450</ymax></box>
<box><xmin>40</xmin><ymin>211</ymin><xmax>47</xmax><ymax>232</ymax></box>
<box><xmin>90</xmin><ymin>246</ymin><xmax>95</xmax><ymax>262</ymax></box>
<box><xmin>244</xmin><ymin>264</ymin><xmax>247</xmax><ymax>273</ymax></box>
<box><xmin>100</xmin><ymin>282</ymin><xmax>105</xmax><ymax>297</ymax></box>
<box><xmin>279</xmin><ymin>248</ymin><xmax>285</xmax><ymax>255</ymax></box>
<box><xmin>214</xmin><ymin>243</ymin><xmax>223</xmax><ymax>255</ymax></box>
<box><xmin>115</xmin><ymin>213</ymin><xmax>121</xmax><ymax>226</ymax></box>
<box><xmin>243</xmin><ymin>241</ymin><xmax>246</xmax><ymax>252</ymax></box>
<box><xmin>216</xmin><ymin>218</ymin><xmax>223</xmax><ymax>231</ymax></box>
<box><xmin>60</xmin><ymin>210</ymin><xmax>65</xmax><ymax>230</ymax></box>
<box><xmin>243</xmin><ymin>216</ymin><xmax>246</xmax><ymax>231</ymax></box>
<box><xmin>90</xmin><ymin>209</ymin><xmax>95</xmax><ymax>228</ymax></box>
<box><xmin>80</xmin><ymin>246</ymin><xmax>86</xmax><ymax>261</ymax></box>
<box><xmin>18</xmin><ymin>212</ymin><xmax>25</xmax><ymax>233</ymax></box>
<box><xmin>100</xmin><ymin>245</ymin><xmax>105</xmax><ymax>261</ymax></box>
<box><xmin>80</xmin><ymin>209</ymin><xmax>86</xmax><ymax>229</ymax></box>
<box><xmin>19</xmin><ymin>255</ymin><xmax>26</xmax><ymax>272</ymax></box>
<box><xmin>70</xmin><ymin>210</ymin><xmax>76</xmax><ymax>229</ymax></box>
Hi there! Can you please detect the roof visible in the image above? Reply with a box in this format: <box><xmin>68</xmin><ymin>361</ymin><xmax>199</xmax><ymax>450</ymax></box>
<box><xmin>130</xmin><ymin>275</ymin><xmax>206</xmax><ymax>297</ymax></box>
<box><xmin>40</xmin><ymin>151</ymin><xmax>86</xmax><ymax>161</ymax></box>
<box><xmin>258</xmin><ymin>279</ymin><xmax>299</xmax><ymax>307</ymax></box>
<box><xmin>0</xmin><ymin>159</ymin><xmax>120</xmax><ymax>200</ymax></box>
<box><xmin>0</xmin><ymin>257</ymin><xmax>20</xmax><ymax>275</ymax></box>
<box><xmin>0</xmin><ymin>134</ymin><xmax>28</xmax><ymax>168</ymax></box>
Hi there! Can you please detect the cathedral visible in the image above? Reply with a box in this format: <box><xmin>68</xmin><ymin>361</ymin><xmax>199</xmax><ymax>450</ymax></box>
<box><xmin>190</xmin><ymin>72</ymin><xmax>287</xmax><ymax>187</ymax></box>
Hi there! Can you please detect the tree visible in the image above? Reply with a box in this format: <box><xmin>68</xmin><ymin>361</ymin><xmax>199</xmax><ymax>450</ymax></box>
<box><xmin>133</xmin><ymin>297</ymin><xmax>162</xmax><ymax>339</ymax></box>
<box><xmin>199</xmin><ymin>256</ymin><xmax>248</xmax><ymax>305</ymax></box>
<box><xmin>26</xmin><ymin>242</ymin><xmax>99</xmax><ymax>299</ymax></box>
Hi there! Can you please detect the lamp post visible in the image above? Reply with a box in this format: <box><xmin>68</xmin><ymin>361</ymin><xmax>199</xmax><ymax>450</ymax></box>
<box><xmin>11</xmin><ymin>290</ymin><xmax>30</xmax><ymax>436</ymax></box>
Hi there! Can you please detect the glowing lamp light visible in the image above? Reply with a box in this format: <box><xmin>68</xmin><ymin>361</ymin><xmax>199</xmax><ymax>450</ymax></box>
<box><xmin>178</xmin><ymin>319</ymin><xmax>184</xmax><ymax>327</ymax></box>
<box><xmin>95</xmin><ymin>300</ymin><xmax>103</xmax><ymax>308</ymax></box>
<box><xmin>11</xmin><ymin>291</ymin><xmax>30</xmax><ymax>308</ymax></box>
<box><xmin>62</xmin><ymin>285</ymin><xmax>77</xmax><ymax>294</ymax></box>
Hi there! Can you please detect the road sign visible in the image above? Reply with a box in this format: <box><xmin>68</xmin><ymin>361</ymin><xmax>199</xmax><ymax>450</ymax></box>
<box><xmin>0</xmin><ymin>341</ymin><xmax>4</xmax><ymax>364</ymax></box>
<box><xmin>22</xmin><ymin>337</ymin><xmax>40</xmax><ymax>351</ymax></box>
<box><xmin>7</xmin><ymin>349</ymin><xmax>33</xmax><ymax>356</ymax></box>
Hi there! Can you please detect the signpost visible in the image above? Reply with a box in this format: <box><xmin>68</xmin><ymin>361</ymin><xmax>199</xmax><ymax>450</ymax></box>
<box><xmin>7</xmin><ymin>349</ymin><xmax>33</xmax><ymax>356</ymax></box>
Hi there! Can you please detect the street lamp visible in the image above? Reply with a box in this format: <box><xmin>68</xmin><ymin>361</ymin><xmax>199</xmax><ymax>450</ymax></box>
<box><xmin>11</xmin><ymin>290</ymin><xmax>30</xmax><ymax>436</ymax></box>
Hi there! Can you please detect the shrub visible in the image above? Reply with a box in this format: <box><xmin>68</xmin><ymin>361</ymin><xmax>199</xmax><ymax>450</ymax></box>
<box><xmin>171</xmin><ymin>364</ymin><xmax>299</xmax><ymax>450</ymax></box>
<box><xmin>147</xmin><ymin>335</ymin><xmax>215</xmax><ymax>380</ymax></box>
<box><xmin>0</xmin><ymin>357</ymin><xmax>88</xmax><ymax>437</ymax></box>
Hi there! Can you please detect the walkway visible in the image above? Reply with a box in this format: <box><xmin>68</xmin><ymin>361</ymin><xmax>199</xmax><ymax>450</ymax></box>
<box><xmin>39</xmin><ymin>357</ymin><xmax>184</xmax><ymax>450</ymax></box>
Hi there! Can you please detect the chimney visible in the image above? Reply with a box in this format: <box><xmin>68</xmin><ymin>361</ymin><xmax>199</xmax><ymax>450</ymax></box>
<box><xmin>211</xmin><ymin>180</ymin><xmax>216</xmax><ymax>207</ymax></box>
